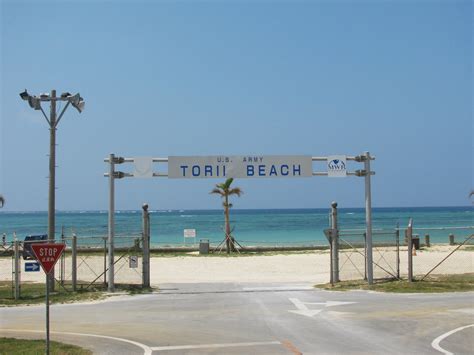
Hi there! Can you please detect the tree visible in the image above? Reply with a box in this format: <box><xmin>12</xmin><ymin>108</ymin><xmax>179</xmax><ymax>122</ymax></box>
<box><xmin>210</xmin><ymin>178</ymin><xmax>243</xmax><ymax>253</ymax></box>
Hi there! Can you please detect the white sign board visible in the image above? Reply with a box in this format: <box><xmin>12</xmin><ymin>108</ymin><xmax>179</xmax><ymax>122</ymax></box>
<box><xmin>133</xmin><ymin>157</ymin><xmax>153</xmax><ymax>178</ymax></box>
<box><xmin>327</xmin><ymin>155</ymin><xmax>347</xmax><ymax>177</ymax></box>
<box><xmin>129</xmin><ymin>255</ymin><xmax>138</xmax><ymax>268</ymax></box>
<box><xmin>184</xmin><ymin>229</ymin><xmax>196</xmax><ymax>238</ymax></box>
<box><xmin>168</xmin><ymin>156</ymin><xmax>313</xmax><ymax>179</ymax></box>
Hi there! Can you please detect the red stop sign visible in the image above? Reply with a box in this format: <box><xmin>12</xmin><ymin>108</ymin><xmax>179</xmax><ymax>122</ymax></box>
<box><xmin>31</xmin><ymin>243</ymin><xmax>66</xmax><ymax>274</ymax></box>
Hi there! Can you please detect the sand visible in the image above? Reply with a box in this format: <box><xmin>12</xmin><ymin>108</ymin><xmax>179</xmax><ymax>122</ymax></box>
<box><xmin>1</xmin><ymin>246</ymin><xmax>472</xmax><ymax>286</ymax></box>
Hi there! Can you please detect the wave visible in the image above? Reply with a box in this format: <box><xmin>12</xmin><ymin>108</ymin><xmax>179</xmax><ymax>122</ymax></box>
<box><xmin>180</xmin><ymin>215</ymin><xmax>194</xmax><ymax>218</ymax></box>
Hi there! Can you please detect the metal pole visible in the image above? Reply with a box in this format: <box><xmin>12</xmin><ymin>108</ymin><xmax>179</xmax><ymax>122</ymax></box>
<box><xmin>330</xmin><ymin>202</ymin><xmax>339</xmax><ymax>283</ymax></box>
<box><xmin>142</xmin><ymin>203</ymin><xmax>150</xmax><ymax>288</ymax></box>
<box><xmin>14</xmin><ymin>240</ymin><xmax>20</xmax><ymax>300</ymax></box>
<box><xmin>108</xmin><ymin>154</ymin><xmax>115</xmax><ymax>292</ymax></box>
<box><xmin>46</xmin><ymin>273</ymin><xmax>50</xmax><ymax>355</ymax></box>
<box><xmin>103</xmin><ymin>237</ymin><xmax>107</xmax><ymax>286</ymax></box>
<box><xmin>48</xmin><ymin>90</ymin><xmax>57</xmax><ymax>292</ymax></box>
<box><xmin>364</xmin><ymin>151</ymin><xmax>374</xmax><ymax>285</ymax></box>
<box><xmin>60</xmin><ymin>226</ymin><xmax>65</xmax><ymax>286</ymax></box>
<box><xmin>72</xmin><ymin>234</ymin><xmax>77</xmax><ymax>291</ymax></box>
<box><xmin>396</xmin><ymin>223</ymin><xmax>400</xmax><ymax>279</ymax></box>
<box><xmin>407</xmin><ymin>218</ymin><xmax>413</xmax><ymax>282</ymax></box>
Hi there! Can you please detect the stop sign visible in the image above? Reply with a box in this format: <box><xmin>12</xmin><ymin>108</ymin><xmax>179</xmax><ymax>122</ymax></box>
<box><xmin>31</xmin><ymin>243</ymin><xmax>66</xmax><ymax>274</ymax></box>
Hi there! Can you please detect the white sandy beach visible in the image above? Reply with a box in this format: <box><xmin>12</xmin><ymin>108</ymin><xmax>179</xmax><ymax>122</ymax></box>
<box><xmin>1</xmin><ymin>245</ymin><xmax>472</xmax><ymax>285</ymax></box>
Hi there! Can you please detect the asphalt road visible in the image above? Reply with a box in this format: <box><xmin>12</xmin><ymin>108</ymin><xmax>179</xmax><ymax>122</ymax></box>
<box><xmin>1</xmin><ymin>282</ymin><xmax>473</xmax><ymax>354</ymax></box>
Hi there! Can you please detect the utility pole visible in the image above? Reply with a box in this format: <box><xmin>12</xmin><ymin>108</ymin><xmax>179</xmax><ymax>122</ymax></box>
<box><xmin>20</xmin><ymin>89</ymin><xmax>85</xmax><ymax>291</ymax></box>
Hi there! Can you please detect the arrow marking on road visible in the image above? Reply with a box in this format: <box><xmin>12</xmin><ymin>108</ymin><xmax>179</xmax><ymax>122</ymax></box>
<box><xmin>288</xmin><ymin>298</ymin><xmax>356</xmax><ymax>318</ymax></box>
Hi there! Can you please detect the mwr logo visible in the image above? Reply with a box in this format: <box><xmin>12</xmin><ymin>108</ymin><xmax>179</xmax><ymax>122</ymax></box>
<box><xmin>328</xmin><ymin>159</ymin><xmax>346</xmax><ymax>170</ymax></box>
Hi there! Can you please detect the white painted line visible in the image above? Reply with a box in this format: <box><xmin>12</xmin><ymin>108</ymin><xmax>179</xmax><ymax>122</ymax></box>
<box><xmin>431</xmin><ymin>324</ymin><xmax>474</xmax><ymax>355</ymax></box>
<box><xmin>243</xmin><ymin>286</ymin><xmax>313</xmax><ymax>291</ymax></box>
<box><xmin>151</xmin><ymin>341</ymin><xmax>281</xmax><ymax>351</ymax></box>
<box><xmin>2</xmin><ymin>328</ymin><xmax>153</xmax><ymax>355</ymax></box>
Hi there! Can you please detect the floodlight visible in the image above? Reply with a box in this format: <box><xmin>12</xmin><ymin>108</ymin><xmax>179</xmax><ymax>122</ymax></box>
<box><xmin>40</xmin><ymin>93</ymin><xmax>50</xmax><ymax>99</ymax></box>
<box><xmin>69</xmin><ymin>93</ymin><xmax>85</xmax><ymax>113</ymax></box>
<box><xmin>28</xmin><ymin>96</ymin><xmax>41</xmax><ymax>110</ymax></box>
<box><xmin>61</xmin><ymin>92</ymin><xmax>71</xmax><ymax>98</ymax></box>
<box><xmin>19</xmin><ymin>90</ymin><xmax>29</xmax><ymax>100</ymax></box>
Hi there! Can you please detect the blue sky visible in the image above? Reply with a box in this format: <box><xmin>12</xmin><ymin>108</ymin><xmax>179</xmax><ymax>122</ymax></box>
<box><xmin>1</xmin><ymin>0</ymin><xmax>472</xmax><ymax>211</ymax></box>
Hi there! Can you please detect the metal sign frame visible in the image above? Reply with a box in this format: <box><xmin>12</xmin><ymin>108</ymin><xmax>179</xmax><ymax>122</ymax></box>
<box><xmin>104</xmin><ymin>152</ymin><xmax>375</xmax><ymax>291</ymax></box>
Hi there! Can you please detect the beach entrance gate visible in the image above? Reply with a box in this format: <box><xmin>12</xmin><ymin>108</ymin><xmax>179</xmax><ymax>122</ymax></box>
<box><xmin>104</xmin><ymin>153</ymin><xmax>375</xmax><ymax>291</ymax></box>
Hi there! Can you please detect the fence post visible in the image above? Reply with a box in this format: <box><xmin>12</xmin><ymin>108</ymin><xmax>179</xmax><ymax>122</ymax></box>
<box><xmin>103</xmin><ymin>237</ymin><xmax>107</xmax><ymax>286</ymax></box>
<box><xmin>142</xmin><ymin>203</ymin><xmax>150</xmax><ymax>288</ymax></box>
<box><xmin>407</xmin><ymin>218</ymin><xmax>413</xmax><ymax>282</ymax></box>
<box><xmin>60</xmin><ymin>226</ymin><xmax>65</xmax><ymax>286</ymax></box>
<box><xmin>330</xmin><ymin>202</ymin><xmax>339</xmax><ymax>283</ymax></box>
<box><xmin>14</xmin><ymin>240</ymin><xmax>20</xmax><ymax>300</ymax></box>
<box><xmin>425</xmin><ymin>234</ymin><xmax>430</xmax><ymax>248</ymax></box>
<box><xmin>72</xmin><ymin>234</ymin><xmax>77</xmax><ymax>291</ymax></box>
<box><xmin>396</xmin><ymin>223</ymin><xmax>400</xmax><ymax>279</ymax></box>
<box><xmin>449</xmin><ymin>234</ymin><xmax>455</xmax><ymax>245</ymax></box>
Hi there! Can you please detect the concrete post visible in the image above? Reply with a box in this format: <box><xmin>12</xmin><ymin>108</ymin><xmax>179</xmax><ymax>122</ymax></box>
<box><xmin>330</xmin><ymin>202</ymin><xmax>339</xmax><ymax>283</ymax></box>
<box><xmin>14</xmin><ymin>240</ymin><xmax>20</xmax><ymax>300</ymax></box>
<box><xmin>364</xmin><ymin>151</ymin><xmax>374</xmax><ymax>285</ymax></box>
<box><xmin>407</xmin><ymin>219</ymin><xmax>413</xmax><ymax>282</ymax></box>
<box><xmin>142</xmin><ymin>203</ymin><xmax>150</xmax><ymax>288</ymax></box>
<box><xmin>425</xmin><ymin>234</ymin><xmax>430</xmax><ymax>247</ymax></box>
<box><xmin>72</xmin><ymin>234</ymin><xmax>77</xmax><ymax>291</ymax></box>
<box><xmin>449</xmin><ymin>234</ymin><xmax>455</xmax><ymax>245</ymax></box>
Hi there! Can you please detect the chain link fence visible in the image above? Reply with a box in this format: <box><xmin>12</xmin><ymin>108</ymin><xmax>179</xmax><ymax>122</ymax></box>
<box><xmin>0</xmin><ymin>235</ymin><xmax>145</xmax><ymax>300</ymax></box>
<box><xmin>407</xmin><ymin>227</ymin><xmax>474</xmax><ymax>281</ymax></box>
<box><xmin>336</xmin><ymin>228</ymin><xmax>400</xmax><ymax>282</ymax></box>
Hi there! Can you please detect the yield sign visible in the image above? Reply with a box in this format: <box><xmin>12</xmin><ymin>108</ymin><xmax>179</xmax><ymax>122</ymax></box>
<box><xmin>31</xmin><ymin>243</ymin><xmax>66</xmax><ymax>274</ymax></box>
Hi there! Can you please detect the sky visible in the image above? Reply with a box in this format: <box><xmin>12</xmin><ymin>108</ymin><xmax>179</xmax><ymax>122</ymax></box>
<box><xmin>0</xmin><ymin>0</ymin><xmax>472</xmax><ymax>211</ymax></box>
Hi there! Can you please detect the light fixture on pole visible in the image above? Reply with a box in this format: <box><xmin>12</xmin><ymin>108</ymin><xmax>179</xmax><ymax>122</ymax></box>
<box><xmin>19</xmin><ymin>89</ymin><xmax>85</xmax><ymax>292</ymax></box>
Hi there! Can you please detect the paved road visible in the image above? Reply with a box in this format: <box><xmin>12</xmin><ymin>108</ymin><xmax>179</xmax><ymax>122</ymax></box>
<box><xmin>1</xmin><ymin>283</ymin><xmax>473</xmax><ymax>354</ymax></box>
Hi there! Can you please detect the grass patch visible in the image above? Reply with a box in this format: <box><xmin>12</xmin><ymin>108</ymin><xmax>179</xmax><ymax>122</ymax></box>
<box><xmin>0</xmin><ymin>281</ymin><xmax>154</xmax><ymax>306</ymax></box>
<box><xmin>315</xmin><ymin>273</ymin><xmax>474</xmax><ymax>293</ymax></box>
<box><xmin>0</xmin><ymin>337</ymin><xmax>91</xmax><ymax>354</ymax></box>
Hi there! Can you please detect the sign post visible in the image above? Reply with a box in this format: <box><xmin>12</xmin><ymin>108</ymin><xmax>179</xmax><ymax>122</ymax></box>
<box><xmin>31</xmin><ymin>243</ymin><xmax>66</xmax><ymax>355</ymax></box>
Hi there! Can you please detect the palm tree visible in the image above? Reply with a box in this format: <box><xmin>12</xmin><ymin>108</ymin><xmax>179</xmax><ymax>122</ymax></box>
<box><xmin>210</xmin><ymin>178</ymin><xmax>243</xmax><ymax>253</ymax></box>
<box><xmin>0</xmin><ymin>195</ymin><xmax>4</xmax><ymax>208</ymax></box>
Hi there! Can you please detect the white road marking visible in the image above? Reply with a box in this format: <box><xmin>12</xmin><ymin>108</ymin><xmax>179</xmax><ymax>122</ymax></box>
<box><xmin>288</xmin><ymin>298</ymin><xmax>356</xmax><ymax>318</ymax></box>
<box><xmin>151</xmin><ymin>341</ymin><xmax>281</xmax><ymax>351</ymax></box>
<box><xmin>431</xmin><ymin>324</ymin><xmax>474</xmax><ymax>355</ymax></box>
<box><xmin>1</xmin><ymin>328</ymin><xmax>153</xmax><ymax>355</ymax></box>
<box><xmin>242</xmin><ymin>286</ymin><xmax>313</xmax><ymax>291</ymax></box>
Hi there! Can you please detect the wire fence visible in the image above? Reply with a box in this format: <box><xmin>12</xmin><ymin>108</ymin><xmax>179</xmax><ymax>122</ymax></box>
<box><xmin>0</xmin><ymin>235</ymin><xmax>144</xmax><ymax>300</ymax></box>
<box><xmin>337</xmin><ymin>228</ymin><xmax>400</xmax><ymax>281</ymax></box>
<box><xmin>408</xmin><ymin>227</ymin><xmax>474</xmax><ymax>281</ymax></box>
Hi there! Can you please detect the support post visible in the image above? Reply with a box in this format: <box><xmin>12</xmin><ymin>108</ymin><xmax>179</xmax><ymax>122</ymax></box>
<box><xmin>142</xmin><ymin>203</ymin><xmax>150</xmax><ymax>288</ymax></box>
<box><xmin>60</xmin><ymin>226</ymin><xmax>65</xmax><ymax>286</ymax></box>
<box><xmin>108</xmin><ymin>153</ymin><xmax>115</xmax><ymax>292</ymax></box>
<box><xmin>407</xmin><ymin>218</ymin><xmax>413</xmax><ymax>282</ymax></box>
<box><xmin>14</xmin><ymin>240</ymin><xmax>20</xmax><ymax>300</ymax></box>
<box><xmin>330</xmin><ymin>202</ymin><xmax>339</xmax><ymax>283</ymax></box>
<box><xmin>46</xmin><ymin>273</ymin><xmax>50</xmax><ymax>355</ymax></box>
<box><xmin>449</xmin><ymin>234</ymin><xmax>455</xmax><ymax>245</ymax></box>
<box><xmin>425</xmin><ymin>234</ymin><xmax>430</xmax><ymax>247</ymax></box>
<box><xmin>72</xmin><ymin>234</ymin><xmax>77</xmax><ymax>291</ymax></box>
<box><xmin>396</xmin><ymin>223</ymin><xmax>400</xmax><ymax>279</ymax></box>
<box><xmin>103</xmin><ymin>237</ymin><xmax>107</xmax><ymax>285</ymax></box>
<box><xmin>364</xmin><ymin>151</ymin><xmax>374</xmax><ymax>285</ymax></box>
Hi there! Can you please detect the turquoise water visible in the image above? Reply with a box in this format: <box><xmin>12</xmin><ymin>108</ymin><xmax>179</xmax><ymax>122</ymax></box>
<box><xmin>0</xmin><ymin>207</ymin><xmax>472</xmax><ymax>246</ymax></box>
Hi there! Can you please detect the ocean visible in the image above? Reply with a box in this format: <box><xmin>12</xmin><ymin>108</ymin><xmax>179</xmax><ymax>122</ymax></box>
<box><xmin>0</xmin><ymin>207</ymin><xmax>472</xmax><ymax>247</ymax></box>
